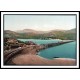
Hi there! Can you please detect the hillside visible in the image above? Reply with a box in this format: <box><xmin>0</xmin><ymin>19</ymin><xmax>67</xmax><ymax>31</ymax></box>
<box><xmin>66</xmin><ymin>28</ymin><xmax>76</xmax><ymax>33</ymax></box>
<box><xmin>4</xmin><ymin>28</ymin><xmax>76</xmax><ymax>40</ymax></box>
<box><xmin>4</xmin><ymin>30</ymin><xmax>20</xmax><ymax>38</ymax></box>
<box><xmin>16</xmin><ymin>29</ymin><xmax>48</xmax><ymax>34</ymax></box>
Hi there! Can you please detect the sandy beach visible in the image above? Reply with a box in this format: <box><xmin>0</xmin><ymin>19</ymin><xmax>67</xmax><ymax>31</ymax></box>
<box><xmin>10</xmin><ymin>54</ymin><xmax>76</xmax><ymax>65</ymax></box>
<box><xmin>7</xmin><ymin>47</ymin><xmax>76</xmax><ymax>65</ymax></box>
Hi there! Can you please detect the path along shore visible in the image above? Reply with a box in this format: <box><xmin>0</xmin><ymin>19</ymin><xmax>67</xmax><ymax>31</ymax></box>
<box><xmin>4</xmin><ymin>38</ymin><xmax>76</xmax><ymax>65</ymax></box>
<box><xmin>6</xmin><ymin>46</ymin><xmax>76</xmax><ymax>65</ymax></box>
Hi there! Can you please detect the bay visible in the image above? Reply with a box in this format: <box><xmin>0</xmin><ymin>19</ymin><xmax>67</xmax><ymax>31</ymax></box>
<box><xmin>18</xmin><ymin>39</ymin><xmax>76</xmax><ymax>59</ymax></box>
<box><xmin>39</xmin><ymin>42</ymin><xmax>76</xmax><ymax>59</ymax></box>
<box><xmin>18</xmin><ymin>39</ymin><xmax>62</xmax><ymax>45</ymax></box>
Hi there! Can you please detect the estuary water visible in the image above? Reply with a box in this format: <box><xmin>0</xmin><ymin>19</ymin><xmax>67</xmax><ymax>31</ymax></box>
<box><xmin>18</xmin><ymin>39</ymin><xmax>76</xmax><ymax>59</ymax></box>
<box><xmin>18</xmin><ymin>39</ymin><xmax>61</xmax><ymax>44</ymax></box>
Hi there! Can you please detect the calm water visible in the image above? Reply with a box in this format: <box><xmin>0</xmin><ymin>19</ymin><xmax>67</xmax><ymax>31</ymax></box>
<box><xmin>18</xmin><ymin>39</ymin><xmax>76</xmax><ymax>59</ymax></box>
<box><xmin>39</xmin><ymin>42</ymin><xmax>76</xmax><ymax>59</ymax></box>
<box><xmin>18</xmin><ymin>39</ymin><xmax>62</xmax><ymax>45</ymax></box>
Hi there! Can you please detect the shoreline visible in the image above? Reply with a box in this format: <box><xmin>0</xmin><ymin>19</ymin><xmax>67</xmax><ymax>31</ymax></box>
<box><xmin>9</xmin><ymin>54</ymin><xmax>76</xmax><ymax>65</ymax></box>
<box><xmin>4</xmin><ymin>38</ymin><xmax>76</xmax><ymax>65</ymax></box>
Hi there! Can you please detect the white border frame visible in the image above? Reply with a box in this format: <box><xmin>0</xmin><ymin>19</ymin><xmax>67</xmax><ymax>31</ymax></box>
<box><xmin>1</xmin><ymin>12</ymin><xmax>79</xmax><ymax>68</ymax></box>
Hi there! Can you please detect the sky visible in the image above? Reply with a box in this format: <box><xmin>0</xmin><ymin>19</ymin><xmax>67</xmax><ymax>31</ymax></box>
<box><xmin>4</xmin><ymin>15</ymin><xmax>76</xmax><ymax>31</ymax></box>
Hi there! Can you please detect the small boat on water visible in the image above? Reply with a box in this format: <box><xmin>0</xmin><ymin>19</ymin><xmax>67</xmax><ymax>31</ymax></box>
<box><xmin>53</xmin><ymin>57</ymin><xmax>59</xmax><ymax>58</ymax></box>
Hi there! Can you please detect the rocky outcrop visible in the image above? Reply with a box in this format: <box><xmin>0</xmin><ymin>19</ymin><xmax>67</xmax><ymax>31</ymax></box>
<box><xmin>25</xmin><ymin>41</ymin><xmax>37</xmax><ymax>45</ymax></box>
<box><xmin>4</xmin><ymin>38</ymin><xmax>27</xmax><ymax>50</ymax></box>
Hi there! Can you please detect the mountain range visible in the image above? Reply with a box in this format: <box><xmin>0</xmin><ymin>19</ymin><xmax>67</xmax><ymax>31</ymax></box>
<box><xmin>4</xmin><ymin>28</ymin><xmax>76</xmax><ymax>40</ymax></box>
